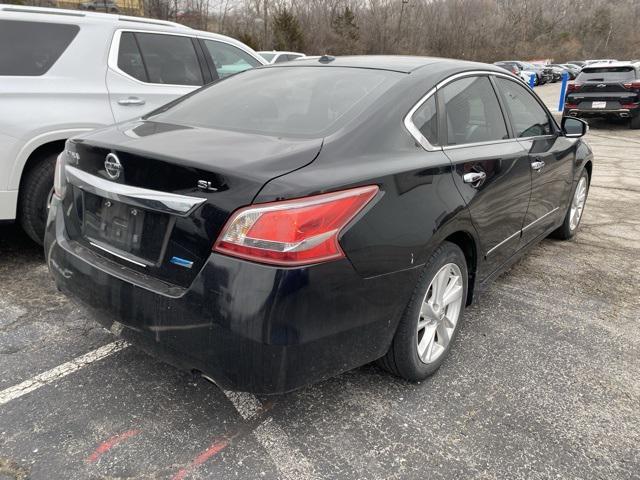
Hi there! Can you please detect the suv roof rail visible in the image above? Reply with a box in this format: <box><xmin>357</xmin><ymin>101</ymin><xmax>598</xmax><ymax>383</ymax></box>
<box><xmin>118</xmin><ymin>15</ymin><xmax>188</xmax><ymax>28</ymax></box>
<box><xmin>1</xmin><ymin>6</ymin><xmax>86</xmax><ymax>17</ymax></box>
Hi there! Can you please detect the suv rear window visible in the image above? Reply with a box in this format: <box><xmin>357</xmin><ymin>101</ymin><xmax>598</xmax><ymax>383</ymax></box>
<box><xmin>147</xmin><ymin>67</ymin><xmax>401</xmax><ymax>137</ymax></box>
<box><xmin>0</xmin><ymin>20</ymin><xmax>79</xmax><ymax>76</ymax></box>
<box><xmin>578</xmin><ymin>67</ymin><xmax>636</xmax><ymax>82</ymax></box>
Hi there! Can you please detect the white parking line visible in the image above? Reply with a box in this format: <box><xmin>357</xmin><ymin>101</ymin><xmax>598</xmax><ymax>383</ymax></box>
<box><xmin>223</xmin><ymin>390</ymin><xmax>317</xmax><ymax>479</ymax></box>
<box><xmin>0</xmin><ymin>340</ymin><xmax>129</xmax><ymax>406</ymax></box>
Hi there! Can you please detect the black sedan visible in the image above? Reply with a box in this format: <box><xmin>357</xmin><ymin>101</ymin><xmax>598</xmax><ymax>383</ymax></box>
<box><xmin>46</xmin><ymin>56</ymin><xmax>593</xmax><ymax>393</ymax></box>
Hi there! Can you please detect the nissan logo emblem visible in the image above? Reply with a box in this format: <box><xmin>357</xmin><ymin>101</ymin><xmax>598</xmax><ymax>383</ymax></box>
<box><xmin>104</xmin><ymin>153</ymin><xmax>122</xmax><ymax>180</ymax></box>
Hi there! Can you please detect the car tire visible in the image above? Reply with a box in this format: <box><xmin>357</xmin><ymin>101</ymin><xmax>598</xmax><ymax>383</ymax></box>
<box><xmin>630</xmin><ymin>115</ymin><xmax>640</xmax><ymax>130</ymax></box>
<box><xmin>18</xmin><ymin>153</ymin><xmax>57</xmax><ymax>246</ymax></box>
<box><xmin>378</xmin><ymin>241</ymin><xmax>468</xmax><ymax>381</ymax></box>
<box><xmin>551</xmin><ymin>169</ymin><xmax>589</xmax><ymax>240</ymax></box>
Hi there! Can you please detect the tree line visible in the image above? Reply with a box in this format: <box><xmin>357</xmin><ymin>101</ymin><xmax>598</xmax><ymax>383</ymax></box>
<box><xmin>18</xmin><ymin>0</ymin><xmax>640</xmax><ymax>62</ymax></box>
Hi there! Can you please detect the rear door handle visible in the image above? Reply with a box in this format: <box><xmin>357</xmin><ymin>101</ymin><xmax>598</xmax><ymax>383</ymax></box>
<box><xmin>118</xmin><ymin>97</ymin><xmax>146</xmax><ymax>106</ymax></box>
<box><xmin>531</xmin><ymin>160</ymin><xmax>545</xmax><ymax>171</ymax></box>
<box><xmin>463</xmin><ymin>171</ymin><xmax>486</xmax><ymax>187</ymax></box>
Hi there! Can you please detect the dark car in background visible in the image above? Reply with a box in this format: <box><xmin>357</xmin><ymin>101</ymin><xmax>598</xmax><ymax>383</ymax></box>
<box><xmin>46</xmin><ymin>57</ymin><xmax>593</xmax><ymax>393</ymax></box>
<box><xmin>78</xmin><ymin>0</ymin><xmax>119</xmax><ymax>12</ymax></box>
<box><xmin>564</xmin><ymin>62</ymin><xmax>640</xmax><ymax>128</ymax></box>
<box><xmin>498</xmin><ymin>61</ymin><xmax>553</xmax><ymax>85</ymax></box>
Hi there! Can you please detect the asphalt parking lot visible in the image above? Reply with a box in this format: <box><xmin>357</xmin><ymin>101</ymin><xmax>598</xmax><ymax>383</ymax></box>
<box><xmin>1</xmin><ymin>82</ymin><xmax>639</xmax><ymax>480</ymax></box>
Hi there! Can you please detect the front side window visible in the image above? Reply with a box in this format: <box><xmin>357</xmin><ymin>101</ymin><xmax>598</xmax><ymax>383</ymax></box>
<box><xmin>147</xmin><ymin>67</ymin><xmax>401</xmax><ymax>137</ymax></box>
<box><xmin>442</xmin><ymin>76</ymin><xmax>508</xmax><ymax>146</ymax></box>
<box><xmin>495</xmin><ymin>77</ymin><xmax>552</xmax><ymax>137</ymax></box>
<box><xmin>273</xmin><ymin>54</ymin><xmax>290</xmax><ymax>64</ymax></box>
<box><xmin>203</xmin><ymin>40</ymin><xmax>260</xmax><ymax>79</ymax></box>
<box><xmin>259</xmin><ymin>52</ymin><xmax>276</xmax><ymax>62</ymax></box>
<box><xmin>119</xmin><ymin>32</ymin><xmax>203</xmax><ymax>86</ymax></box>
<box><xmin>411</xmin><ymin>95</ymin><xmax>438</xmax><ymax>146</ymax></box>
<box><xmin>0</xmin><ymin>20</ymin><xmax>79</xmax><ymax>76</ymax></box>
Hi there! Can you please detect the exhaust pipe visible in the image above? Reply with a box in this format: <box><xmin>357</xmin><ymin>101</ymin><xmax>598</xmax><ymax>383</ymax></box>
<box><xmin>620</xmin><ymin>112</ymin><xmax>630</xmax><ymax>118</ymax></box>
<box><xmin>569</xmin><ymin>111</ymin><xmax>578</xmax><ymax>117</ymax></box>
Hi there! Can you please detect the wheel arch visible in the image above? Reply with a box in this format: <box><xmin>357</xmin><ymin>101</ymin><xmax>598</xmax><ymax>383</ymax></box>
<box><xmin>443</xmin><ymin>230</ymin><xmax>478</xmax><ymax>306</ymax></box>
<box><xmin>584</xmin><ymin>160</ymin><xmax>593</xmax><ymax>184</ymax></box>
<box><xmin>10</xmin><ymin>128</ymin><xmax>95</xmax><ymax>191</ymax></box>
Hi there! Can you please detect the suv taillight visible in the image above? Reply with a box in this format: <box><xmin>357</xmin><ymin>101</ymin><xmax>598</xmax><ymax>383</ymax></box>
<box><xmin>213</xmin><ymin>185</ymin><xmax>379</xmax><ymax>266</ymax></box>
<box><xmin>623</xmin><ymin>80</ymin><xmax>640</xmax><ymax>91</ymax></box>
<box><xmin>567</xmin><ymin>82</ymin><xmax>582</xmax><ymax>92</ymax></box>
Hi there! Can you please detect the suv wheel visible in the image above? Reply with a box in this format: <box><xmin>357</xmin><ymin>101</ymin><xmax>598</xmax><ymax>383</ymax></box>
<box><xmin>18</xmin><ymin>153</ymin><xmax>57</xmax><ymax>246</ymax></box>
<box><xmin>378</xmin><ymin>242</ymin><xmax>468</xmax><ymax>381</ymax></box>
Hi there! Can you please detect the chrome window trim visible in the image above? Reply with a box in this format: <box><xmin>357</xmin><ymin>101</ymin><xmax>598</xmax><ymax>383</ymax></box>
<box><xmin>403</xmin><ymin>86</ymin><xmax>439</xmax><ymax>151</ymax></box>
<box><xmin>404</xmin><ymin>69</ymin><xmax>555</xmax><ymax>151</ymax></box>
<box><xmin>89</xmin><ymin>240</ymin><xmax>147</xmax><ymax>267</ymax></box>
<box><xmin>522</xmin><ymin>207</ymin><xmax>560</xmax><ymax>232</ymax></box>
<box><xmin>486</xmin><ymin>229</ymin><xmax>521</xmax><ymax>256</ymax></box>
<box><xmin>66</xmin><ymin>165</ymin><xmax>206</xmax><ymax>217</ymax></box>
<box><xmin>443</xmin><ymin>137</ymin><xmax>520</xmax><ymax>151</ymax></box>
<box><xmin>107</xmin><ymin>29</ymin><xmax>264</xmax><ymax>88</ymax></box>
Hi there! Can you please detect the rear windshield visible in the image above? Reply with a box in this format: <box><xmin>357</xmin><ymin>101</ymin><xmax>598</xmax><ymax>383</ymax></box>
<box><xmin>578</xmin><ymin>67</ymin><xmax>636</xmax><ymax>82</ymax></box>
<box><xmin>148</xmin><ymin>66</ymin><xmax>401</xmax><ymax>137</ymax></box>
<box><xmin>0</xmin><ymin>20</ymin><xmax>79</xmax><ymax>76</ymax></box>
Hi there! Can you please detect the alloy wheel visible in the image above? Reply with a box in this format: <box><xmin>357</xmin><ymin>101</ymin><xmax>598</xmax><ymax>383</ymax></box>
<box><xmin>416</xmin><ymin>263</ymin><xmax>464</xmax><ymax>364</ymax></box>
<box><xmin>569</xmin><ymin>176</ymin><xmax>587</xmax><ymax>231</ymax></box>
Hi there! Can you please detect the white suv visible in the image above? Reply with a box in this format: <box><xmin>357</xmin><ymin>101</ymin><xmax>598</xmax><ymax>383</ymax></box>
<box><xmin>0</xmin><ymin>4</ymin><xmax>265</xmax><ymax>244</ymax></box>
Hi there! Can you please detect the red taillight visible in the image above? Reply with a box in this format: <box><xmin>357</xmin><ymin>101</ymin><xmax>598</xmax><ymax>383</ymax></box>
<box><xmin>567</xmin><ymin>82</ymin><xmax>582</xmax><ymax>92</ymax></box>
<box><xmin>213</xmin><ymin>185</ymin><xmax>379</xmax><ymax>266</ymax></box>
<box><xmin>621</xmin><ymin>102</ymin><xmax>639</xmax><ymax>109</ymax></box>
<box><xmin>623</xmin><ymin>80</ymin><xmax>640</xmax><ymax>90</ymax></box>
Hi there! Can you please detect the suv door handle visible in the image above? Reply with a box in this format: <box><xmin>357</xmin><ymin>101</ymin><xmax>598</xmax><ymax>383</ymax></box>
<box><xmin>463</xmin><ymin>171</ymin><xmax>486</xmax><ymax>187</ymax></box>
<box><xmin>118</xmin><ymin>97</ymin><xmax>146</xmax><ymax>106</ymax></box>
<box><xmin>531</xmin><ymin>160</ymin><xmax>545</xmax><ymax>171</ymax></box>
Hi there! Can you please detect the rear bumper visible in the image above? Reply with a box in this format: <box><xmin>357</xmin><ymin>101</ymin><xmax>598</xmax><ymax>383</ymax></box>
<box><xmin>564</xmin><ymin>108</ymin><xmax>638</xmax><ymax>119</ymax></box>
<box><xmin>45</xmin><ymin>197</ymin><xmax>418</xmax><ymax>393</ymax></box>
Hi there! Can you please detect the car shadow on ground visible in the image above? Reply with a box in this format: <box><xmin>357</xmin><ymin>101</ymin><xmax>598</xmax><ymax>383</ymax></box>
<box><xmin>582</xmin><ymin>116</ymin><xmax>633</xmax><ymax>131</ymax></box>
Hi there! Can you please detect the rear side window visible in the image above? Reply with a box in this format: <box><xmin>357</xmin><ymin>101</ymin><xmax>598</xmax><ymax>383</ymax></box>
<box><xmin>118</xmin><ymin>32</ymin><xmax>203</xmax><ymax>86</ymax></box>
<box><xmin>411</xmin><ymin>95</ymin><xmax>438</xmax><ymax>145</ymax></box>
<box><xmin>0</xmin><ymin>20</ymin><xmax>79</xmax><ymax>76</ymax></box>
<box><xmin>117</xmin><ymin>32</ymin><xmax>146</xmax><ymax>82</ymax></box>
<box><xmin>273</xmin><ymin>55</ymin><xmax>290</xmax><ymax>64</ymax></box>
<box><xmin>202</xmin><ymin>40</ymin><xmax>260</xmax><ymax>79</ymax></box>
<box><xmin>495</xmin><ymin>78</ymin><xmax>552</xmax><ymax>137</ymax></box>
<box><xmin>442</xmin><ymin>76</ymin><xmax>508</xmax><ymax>146</ymax></box>
<box><xmin>577</xmin><ymin>66</ymin><xmax>636</xmax><ymax>82</ymax></box>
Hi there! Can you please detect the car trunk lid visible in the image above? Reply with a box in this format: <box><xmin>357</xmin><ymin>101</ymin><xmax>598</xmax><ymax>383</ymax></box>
<box><xmin>62</xmin><ymin>120</ymin><xmax>323</xmax><ymax>288</ymax></box>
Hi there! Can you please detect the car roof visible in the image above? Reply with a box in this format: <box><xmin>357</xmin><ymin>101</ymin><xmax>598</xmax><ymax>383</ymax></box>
<box><xmin>583</xmin><ymin>61</ymin><xmax>636</xmax><ymax>69</ymax></box>
<box><xmin>271</xmin><ymin>55</ymin><xmax>502</xmax><ymax>74</ymax></box>
<box><xmin>258</xmin><ymin>51</ymin><xmax>304</xmax><ymax>56</ymax></box>
<box><xmin>0</xmin><ymin>4</ymin><xmax>261</xmax><ymax>54</ymax></box>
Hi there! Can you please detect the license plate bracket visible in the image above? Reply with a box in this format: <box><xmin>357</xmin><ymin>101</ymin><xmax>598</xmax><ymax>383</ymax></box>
<box><xmin>81</xmin><ymin>191</ymin><xmax>170</xmax><ymax>264</ymax></box>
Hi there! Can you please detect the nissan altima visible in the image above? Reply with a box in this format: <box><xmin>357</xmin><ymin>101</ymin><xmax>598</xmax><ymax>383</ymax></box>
<box><xmin>46</xmin><ymin>56</ymin><xmax>593</xmax><ymax>393</ymax></box>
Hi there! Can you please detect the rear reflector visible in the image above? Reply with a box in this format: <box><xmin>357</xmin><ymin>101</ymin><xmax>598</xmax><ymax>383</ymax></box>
<box><xmin>213</xmin><ymin>185</ymin><xmax>379</xmax><ymax>266</ymax></box>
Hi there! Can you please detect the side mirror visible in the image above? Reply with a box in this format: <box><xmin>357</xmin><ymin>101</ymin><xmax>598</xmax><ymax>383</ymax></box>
<box><xmin>562</xmin><ymin>116</ymin><xmax>588</xmax><ymax>138</ymax></box>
